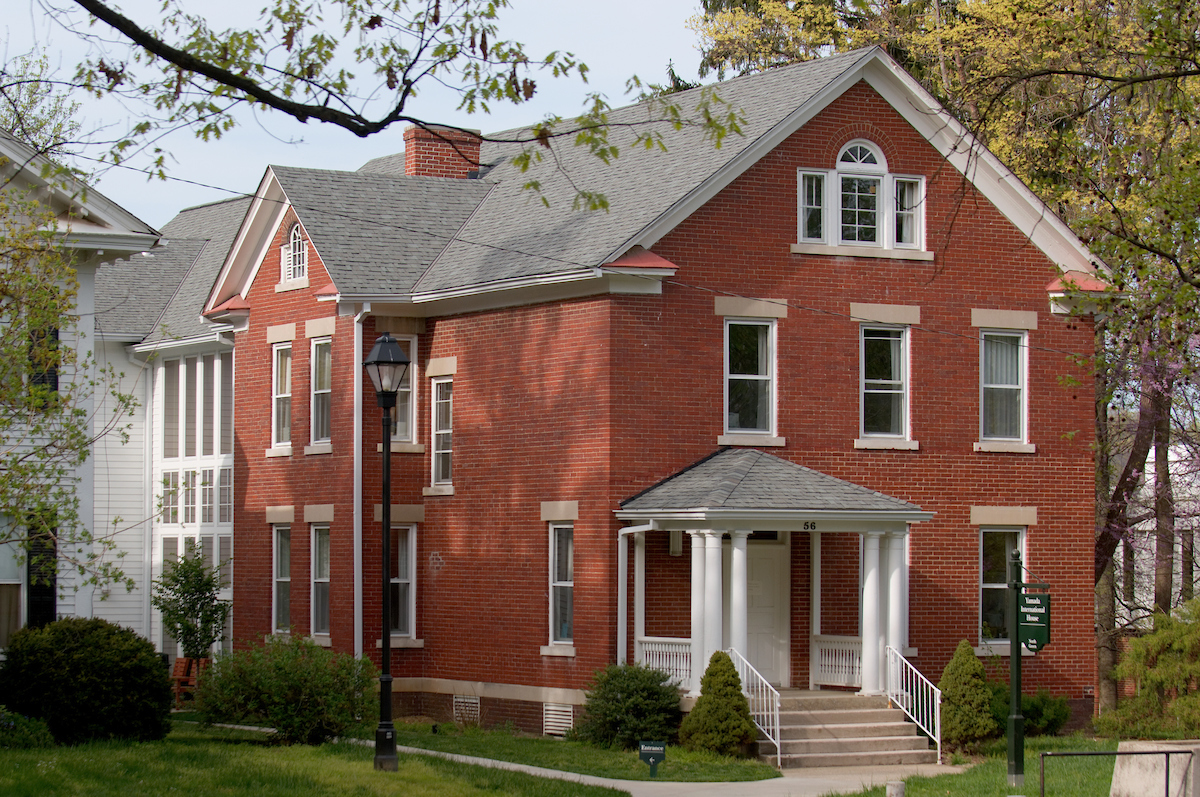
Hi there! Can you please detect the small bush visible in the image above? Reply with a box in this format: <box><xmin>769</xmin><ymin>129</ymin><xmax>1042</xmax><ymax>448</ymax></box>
<box><xmin>0</xmin><ymin>617</ymin><xmax>171</xmax><ymax>745</ymax></box>
<box><xmin>678</xmin><ymin>651</ymin><xmax>757</xmax><ymax>757</ymax></box>
<box><xmin>989</xmin><ymin>684</ymin><xmax>1070</xmax><ymax>737</ymax></box>
<box><xmin>573</xmin><ymin>663</ymin><xmax>681</xmax><ymax>750</ymax></box>
<box><xmin>938</xmin><ymin>639</ymin><xmax>998</xmax><ymax>751</ymax></box>
<box><xmin>151</xmin><ymin>539</ymin><xmax>230</xmax><ymax>660</ymax></box>
<box><xmin>0</xmin><ymin>706</ymin><xmax>55</xmax><ymax>749</ymax></box>
<box><xmin>196</xmin><ymin>635</ymin><xmax>378</xmax><ymax>744</ymax></box>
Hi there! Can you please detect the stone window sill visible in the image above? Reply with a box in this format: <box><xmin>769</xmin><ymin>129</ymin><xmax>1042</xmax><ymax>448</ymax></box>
<box><xmin>378</xmin><ymin>442</ymin><xmax>426</xmax><ymax>453</ymax></box>
<box><xmin>375</xmin><ymin>637</ymin><xmax>424</xmax><ymax>649</ymax></box>
<box><xmin>541</xmin><ymin>644</ymin><xmax>576</xmax><ymax>658</ymax></box>
<box><xmin>974</xmin><ymin>441</ymin><xmax>1036</xmax><ymax>454</ymax></box>
<box><xmin>304</xmin><ymin>443</ymin><xmax>332</xmax><ymax>455</ymax></box>
<box><xmin>310</xmin><ymin>634</ymin><xmax>332</xmax><ymax>647</ymax></box>
<box><xmin>265</xmin><ymin>446</ymin><xmax>292</xmax><ymax>458</ymax></box>
<box><xmin>275</xmin><ymin>277</ymin><xmax>310</xmax><ymax>292</ymax></box>
<box><xmin>717</xmin><ymin>434</ymin><xmax>787</xmax><ymax>447</ymax></box>
<box><xmin>790</xmin><ymin>243</ymin><xmax>935</xmax><ymax>261</ymax></box>
<box><xmin>854</xmin><ymin>438</ymin><xmax>919</xmax><ymax>450</ymax></box>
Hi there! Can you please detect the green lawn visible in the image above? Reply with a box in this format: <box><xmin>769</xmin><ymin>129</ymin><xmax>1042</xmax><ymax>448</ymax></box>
<box><xmin>382</xmin><ymin>719</ymin><xmax>781</xmax><ymax>782</ymax></box>
<box><xmin>0</xmin><ymin>724</ymin><xmax>627</xmax><ymax>797</ymax></box>
<box><xmin>841</xmin><ymin>735</ymin><xmax>1119</xmax><ymax>797</ymax></box>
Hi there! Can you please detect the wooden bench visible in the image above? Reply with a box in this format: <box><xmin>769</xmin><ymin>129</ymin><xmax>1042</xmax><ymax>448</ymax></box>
<box><xmin>170</xmin><ymin>657</ymin><xmax>210</xmax><ymax>708</ymax></box>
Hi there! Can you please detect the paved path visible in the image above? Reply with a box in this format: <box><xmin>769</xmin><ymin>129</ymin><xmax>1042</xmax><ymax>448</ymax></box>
<box><xmin>381</xmin><ymin>742</ymin><xmax>965</xmax><ymax>796</ymax></box>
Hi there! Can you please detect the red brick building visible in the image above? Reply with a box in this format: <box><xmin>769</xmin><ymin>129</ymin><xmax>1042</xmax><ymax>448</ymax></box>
<box><xmin>203</xmin><ymin>47</ymin><xmax>1103</xmax><ymax>737</ymax></box>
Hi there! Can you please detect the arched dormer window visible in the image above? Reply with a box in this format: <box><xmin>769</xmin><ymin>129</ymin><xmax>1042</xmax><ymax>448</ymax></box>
<box><xmin>797</xmin><ymin>140</ymin><xmax>924</xmax><ymax>254</ymax></box>
<box><xmin>282</xmin><ymin>223</ymin><xmax>307</xmax><ymax>282</ymax></box>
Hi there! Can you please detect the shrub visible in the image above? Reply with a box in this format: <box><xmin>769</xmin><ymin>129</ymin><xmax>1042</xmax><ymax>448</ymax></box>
<box><xmin>0</xmin><ymin>706</ymin><xmax>55</xmax><ymax>749</ymax></box>
<box><xmin>678</xmin><ymin>651</ymin><xmax>757</xmax><ymax>757</ymax></box>
<box><xmin>937</xmin><ymin>639</ymin><xmax>998</xmax><ymax>751</ymax></box>
<box><xmin>988</xmin><ymin>684</ymin><xmax>1070</xmax><ymax>737</ymax></box>
<box><xmin>151</xmin><ymin>539</ymin><xmax>230</xmax><ymax>660</ymax></box>
<box><xmin>0</xmin><ymin>617</ymin><xmax>171</xmax><ymax>745</ymax></box>
<box><xmin>196</xmin><ymin>635</ymin><xmax>378</xmax><ymax>744</ymax></box>
<box><xmin>573</xmin><ymin>663</ymin><xmax>681</xmax><ymax>750</ymax></box>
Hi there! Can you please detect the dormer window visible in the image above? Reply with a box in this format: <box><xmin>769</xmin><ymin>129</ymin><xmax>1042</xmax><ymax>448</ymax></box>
<box><xmin>796</xmin><ymin>140</ymin><xmax>926</xmax><ymax>256</ymax></box>
<box><xmin>282</xmin><ymin>224</ymin><xmax>307</xmax><ymax>283</ymax></box>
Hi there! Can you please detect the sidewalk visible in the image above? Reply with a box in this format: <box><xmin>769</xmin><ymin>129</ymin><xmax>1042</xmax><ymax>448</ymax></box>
<box><xmin>387</xmin><ymin>743</ymin><xmax>965</xmax><ymax>796</ymax></box>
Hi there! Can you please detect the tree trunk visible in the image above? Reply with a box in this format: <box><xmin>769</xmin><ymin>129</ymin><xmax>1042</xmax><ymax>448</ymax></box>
<box><xmin>1095</xmin><ymin>319</ymin><xmax>1118</xmax><ymax>714</ymax></box>
<box><xmin>1153</xmin><ymin>383</ymin><xmax>1175</xmax><ymax>614</ymax></box>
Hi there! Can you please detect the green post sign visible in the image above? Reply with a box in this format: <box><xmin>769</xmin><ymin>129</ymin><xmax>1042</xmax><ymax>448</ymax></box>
<box><xmin>639</xmin><ymin>741</ymin><xmax>666</xmax><ymax>777</ymax></box>
<box><xmin>1019</xmin><ymin>592</ymin><xmax>1050</xmax><ymax>651</ymax></box>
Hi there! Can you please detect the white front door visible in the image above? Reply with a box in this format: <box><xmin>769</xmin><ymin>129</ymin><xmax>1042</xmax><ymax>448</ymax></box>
<box><xmin>724</xmin><ymin>538</ymin><xmax>790</xmax><ymax>686</ymax></box>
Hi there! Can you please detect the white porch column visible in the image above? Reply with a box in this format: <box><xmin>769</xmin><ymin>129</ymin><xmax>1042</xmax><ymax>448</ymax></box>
<box><xmin>634</xmin><ymin>531</ymin><xmax>646</xmax><ymax>648</ymax></box>
<box><xmin>810</xmin><ymin>532</ymin><xmax>821</xmax><ymax>690</ymax></box>
<box><xmin>886</xmin><ymin>532</ymin><xmax>906</xmax><ymax>660</ymax></box>
<box><xmin>729</xmin><ymin>530</ymin><xmax>750</xmax><ymax>658</ymax></box>
<box><xmin>703</xmin><ymin>531</ymin><xmax>724</xmax><ymax>675</ymax></box>
<box><xmin>688</xmin><ymin>531</ymin><xmax>706</xmax><ymax>693</ymax></box>
<box><xmin>860</xmin><ymin>531</ymin><xmax>883</xmax><ymax>695</ymax></box>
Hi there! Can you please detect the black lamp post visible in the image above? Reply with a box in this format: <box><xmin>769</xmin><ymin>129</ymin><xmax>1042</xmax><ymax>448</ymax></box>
<box><xmin>363</xmin><ymin>333</ymin><xmax>410</xmax><ymax>772</ymax></box>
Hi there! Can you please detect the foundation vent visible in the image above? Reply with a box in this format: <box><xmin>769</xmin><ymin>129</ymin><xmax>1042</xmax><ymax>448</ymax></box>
<box><xmin>452</xmin><ymin>695</ymin><xmax>480</xmax><ymax>726</ymax></box>
<box><xmin>543</xmin><ymin>702</ymin><xmax>574</xmax><ymax>737</ymax></box>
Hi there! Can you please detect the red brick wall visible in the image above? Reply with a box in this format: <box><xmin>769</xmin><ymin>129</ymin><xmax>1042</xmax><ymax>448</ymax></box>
<box><xmin>403</xmin><ymin>126</ymin><xmax>481</xmax><ymax>178</ymax></box>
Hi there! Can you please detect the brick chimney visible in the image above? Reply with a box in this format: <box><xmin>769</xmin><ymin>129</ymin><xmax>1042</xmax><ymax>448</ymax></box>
<box><xmin>403</xmin><ymin>125</ymin><xmax>482</xmax><ymax>179</ymax></box>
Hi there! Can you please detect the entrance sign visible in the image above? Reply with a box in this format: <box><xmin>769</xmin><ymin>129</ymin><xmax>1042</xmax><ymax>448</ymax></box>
<box><xmin>1019</xmin><ymin>593</ymin><xmax>1050</xmax><ymax>651</ymax></box>
<box><xmin>639</xmin><ymin>741</ymin><xmax>666</xmax><ymax>777</ymax></box>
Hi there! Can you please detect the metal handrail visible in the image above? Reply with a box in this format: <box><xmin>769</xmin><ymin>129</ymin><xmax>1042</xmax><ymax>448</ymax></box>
<box><xmin>885</xmin><ymin>645</ymin><xmax>942</xmax><ymax>762</ymax></box>
<box><xmin>725</xmin><ymin>647</ymin><xmax>781</xmax><ymax>768</ymax></box>
<box><xmin>1040</xmin><ymin>750</ymin><xmax>1192</xmax><ymax>797</ymax></box>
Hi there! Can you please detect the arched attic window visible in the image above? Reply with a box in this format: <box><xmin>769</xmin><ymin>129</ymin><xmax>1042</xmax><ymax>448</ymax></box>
<box><xmin>282</xmin><ymin>223</ymin><xmax>308</xmax><ymax>283</ymax></box>
<box><xmin>797</xmin><ymin>140</ymin><xmax>924</xmax><ymax>251</ymax></box>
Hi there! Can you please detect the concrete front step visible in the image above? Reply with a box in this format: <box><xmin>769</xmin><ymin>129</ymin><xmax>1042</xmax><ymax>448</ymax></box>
<box><xmin>779</xmin><ymin>720</ymin><xmax>921</xmax><ymax>740</ymax></box>
<box><xmin>757</xmin><ymin>690</ymin><xmax>937</xmax><ymax>768</ymax></box>
<box><xmin>772</xmin><ymin>749</ymin><xmax>940</xmax><ymax>768</ymax></box>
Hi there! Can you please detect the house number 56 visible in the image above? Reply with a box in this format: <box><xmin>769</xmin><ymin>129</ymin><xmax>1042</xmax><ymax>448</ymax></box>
<box><xmin>802</xmin><ymin>522</ymin><xmax>817</xmax><ymax>530</ymax></box>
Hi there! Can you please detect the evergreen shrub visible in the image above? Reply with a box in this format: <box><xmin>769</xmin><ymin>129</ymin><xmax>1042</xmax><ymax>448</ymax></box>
<box><xmin>0</xmin><ymin>617</ymin><xmax>171</xmax><ymax>745</ymax></box>
<box><xmin>0</xmin><ymin>706</ymin><xmax>55</xmax><ymax>749</ymax></box>
<box><xmin>573</xmin><ymin>663</ymin><xmax>681</xmax><ymax>750</ymax></box>
<box><xmin>938</xmin><ymin>639</ymin><xmax>998</xmax><ymax>751</ymax></box>
<box><xmin>678</xmin><ymin>651</ymin><xmax>757</xmax><ymax>757</ymax></box>
<box><xmin>196</xmin><ymin>634</ymin><xmax>377</xmax><ymax>744</ymax></box>
<box><xmin>988</xmin><ymin>683</ymin><xmax>1070</xmax><ymax>736</ymax></box>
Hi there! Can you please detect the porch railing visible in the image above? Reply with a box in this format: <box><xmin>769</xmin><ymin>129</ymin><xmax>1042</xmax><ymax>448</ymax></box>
<box><xmin>637</xmin><ymin>637</ymin><xmax>691</xmax><ymax>685</ymax></box>
<box><xmin>812</xmin><ymin>635</ymin><xmax>862</xmax><ymax>688</ymax></box>
<box><xmin>726</xmin><ymin>647</ymin><xmax>781</xmax><ymax>768</ymax></box>
<box><xmin>886</xmin><ymin>645</ymin><xmax>942</xmax><ymax>762</ymax></box>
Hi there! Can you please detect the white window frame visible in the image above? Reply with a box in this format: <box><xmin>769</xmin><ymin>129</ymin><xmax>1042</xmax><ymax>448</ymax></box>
<box><xmin>310</xmin><ymin>338</ymin><xmax>332</xmax><ymax>445</ymax></box>
<box><xmin>795</xmin><ymin>141</ymin><xmax>926</xmax><ymax>252</ymax></box>
<box><xmin>550</xmin><ymin>523</ymin><xmax>574</xmax><ymax>645</ymax></box>
<box><xmin>218</xmin><ymin>467</ymin><xmax>233</xmax><ymax>524</ymax></box>
<box><xmin>431</xmin><ymin>377</ymin><xmax>453</xmax><ymax>485</ymax></box>
<box><xmin>201</xmin><ymin>468</ymin><xmax>215</xmax><ymax>523</ymax></box>
<box><xmin>273</xmin><ymin>525</ymin><xmax>291</xmax><ymax>633</ymax></box>
<box><xmin>860</xmin><ymin>326</ymin><xmax>909</xmax><ymax>440</ymax></box>
<box><xmin>390</xmin><ymin>524</ymin><xmax>416</xmax><ymax>637</ymax></box>
<box><xmin>391</xmin><ymin>335</ymin><xmax>417</xmax><ymax>444</ymax></box>
<box><xmin>0</xmin><ymin>529</ymin><xmax>25</xmax><ymax>649</ymax></box>
<box><xmin>182</xmin><ymin>470</ymin><xmax>197</xmax><ymax>524</ymax></box>
<box><xmin>161</xmin><ymin>471</ymin><xmax>179</xmax><ymax>524</ymax></box>
<box><xmin>283</xmin><ymin>223</ymin><xmax>307</xmax><ymax>282</ymax></box>
<box><xmin>980</xmin><ymin>330</ymin><xmax>1027</xmax><ymax>442</ymax></box>
<box><xmin>724</xmin><ymin>318</ymin><xmax>777</xmax><ymax>437</ymax></box>
<box><xmin>311</xmin><ymin>525</ymin><xmax>330</xmax><ymax>636</ymax></box>
<box><xmin>979</xmin><ymin>526</ymin><xmax>1026</xmax><ymax>645</ymax></box>
<box><xmin>272</xmin><ymin>343</ymin><xmax>292</xmax><ymax>448</ymax></box>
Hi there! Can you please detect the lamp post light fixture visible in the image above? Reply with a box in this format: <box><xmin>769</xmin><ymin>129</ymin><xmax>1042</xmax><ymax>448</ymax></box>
<box><xmin>363</xmin><ymin>332</ymin><xmax>410</xmax><ymax>772</ymax></box>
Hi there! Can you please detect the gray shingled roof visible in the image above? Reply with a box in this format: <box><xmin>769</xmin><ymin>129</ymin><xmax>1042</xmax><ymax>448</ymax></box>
<box><xmin>140</xmin><ymin>197</ymin><xmax>253</xmax><ymax>344</ymax></box>
<box><xmin>272</xmin><ymin>166</ymin><xmax>492</xmax><ymax>295</ymax></box>
<box><xmin>413</xmin><ymin>48</ymin><xmax>873</xmax><ymax>293</ymax></box>
<box><xmin>96</xmin><ymin>238</ymin><xmax>204</xmax><ymax>338</ymax></box>
<box><xmin>621</xmin><ymin>448</ymin><xmax>924</xmax><ymax>513</ymax></box>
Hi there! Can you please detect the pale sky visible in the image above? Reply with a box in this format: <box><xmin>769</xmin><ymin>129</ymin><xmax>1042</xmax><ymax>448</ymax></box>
<box><xmin>8</xmin><ymin>0</ymin><xmax>708</xmax><ymax>227</ymax></box>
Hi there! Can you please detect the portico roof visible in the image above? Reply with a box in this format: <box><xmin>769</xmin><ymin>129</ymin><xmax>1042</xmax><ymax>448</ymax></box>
<box><xmin>616</xmin><ymin>448</ymin><xmax>932</xmax><ymax>531</ymax></box>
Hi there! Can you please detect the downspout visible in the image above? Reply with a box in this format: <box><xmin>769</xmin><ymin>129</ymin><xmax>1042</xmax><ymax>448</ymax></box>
<box><xmin>616</xmin><ymin>523</ymin><xmax>654</xmax><ymax>665</ymax></box>
<box><xmin>353</xmin><ymin>304</ymin><xmax>370</xmax><ymax>658</ymax></box>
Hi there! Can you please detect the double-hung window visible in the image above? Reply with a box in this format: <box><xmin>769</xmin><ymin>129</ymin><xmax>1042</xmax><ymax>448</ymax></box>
<box><xmin>272</xmin><ymin>343</ymin><xmax>292</xmax><ymax>448</ymax></box>
<box><xmin>550</xmin><ymin>523</ymin><xmax>574</xmax><ymax>644</ymax></box>
<box><xmin>431</xmin><ymin>377</ymin><xmax>453</xmax><ymax>484</ymax></box>
<box><xmin>310</xmin><ymin>339</ymin><xmax>332</xmax><ymax>445</ymax></box>
<box><xmin>282</xmin><ymin>224</ymin><xmax>307</xmax><ymax>282</ymax></box>
<box><xmin>725</xmin><ymin>320</ymin><xmax>775</xmax><ymax>435</ymax></box>
<box><xmin>981</xmin><ymin>331</ymin><xmax>1025</xmax><ymax>441</ymax></box>
<box><xmin>796</xmin><ymin>141</ymin><xmax>925</xmax><ymax>253</ymax></box>
<box><xmin>390</xmin><ymin>525</ymin><xmax>415</xmax><ymax>636</ymax></box>
<box><xmin>861</xmin><ymin>327</ymin><xmax>907</xmax><ymax>438</ymax></box>
<box><xmin>980</xmin><ymin>527</ymin><xmax>1024</xmax><ymax>643</ymax></box>
<box><xmin>0</xmin><ymin>528</ymin><xmax>22</xmax><ymax>648</ymax></box>
<box><xmin>274</xmin><ymin>525</ymin><xmax>290</xmax><ymax>633</ymax></box>
<box><xmin>312</xmin><ymin>525</ymin><xmax>330</xmax><ymax>635</ymax></box>
<box><xmin>390</xmin><ymin>336</ymin><xmax>417</xmax><ymax>443</ymax></box>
